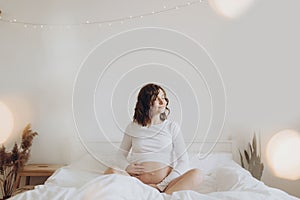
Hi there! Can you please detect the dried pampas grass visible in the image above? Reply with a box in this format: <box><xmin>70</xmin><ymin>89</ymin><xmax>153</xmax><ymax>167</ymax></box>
<box><xmin>0</xmin><ymin>124</ymin><xmax>38</xmax><ymax>199</ymax></box>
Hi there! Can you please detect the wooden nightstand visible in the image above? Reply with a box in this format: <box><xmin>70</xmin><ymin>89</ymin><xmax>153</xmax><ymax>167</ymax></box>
<box><xmin>14</xmin><ymin>164</ymin><xmax>64</xmax><ymax>191</ymax></box>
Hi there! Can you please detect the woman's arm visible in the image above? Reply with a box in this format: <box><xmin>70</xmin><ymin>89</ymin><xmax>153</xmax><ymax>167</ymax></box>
<box><xmin>115</xmin><ymin>133</ymin><xmax>132</xmax><ymax>170</ymax></box>
<box><xmin>116</xmin><ymin>130</ymin><xmax>145</xmax><ymax>175</ymax></box>
<box><xmin>156</xmin><ymin>123</ymin><xmax>189</xmax><ymax>191</ymax></box>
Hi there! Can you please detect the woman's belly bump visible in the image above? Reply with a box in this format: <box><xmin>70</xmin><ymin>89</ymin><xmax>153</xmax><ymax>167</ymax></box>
<box><xmin>131</xmin><ymin>162</ymin><xmax>172</xmax><ymax>184</ymax></box>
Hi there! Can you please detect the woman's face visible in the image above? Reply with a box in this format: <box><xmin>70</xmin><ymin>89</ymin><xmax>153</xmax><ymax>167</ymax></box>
<box><xmin>150</xmin><ymin>89</ymin><xmax>167</xmax><ymax>115</ymax></box>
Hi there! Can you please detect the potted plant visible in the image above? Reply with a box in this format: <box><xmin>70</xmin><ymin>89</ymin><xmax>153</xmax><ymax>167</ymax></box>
<box><xmin>239</xmin><ymin>133</ymin><xmax>264</xmax><ymax>180</ymax></box>
<box><xmin>0</xmin><ymin>124</ymin><xmax>38</xmax><ymax>199</ymax></box>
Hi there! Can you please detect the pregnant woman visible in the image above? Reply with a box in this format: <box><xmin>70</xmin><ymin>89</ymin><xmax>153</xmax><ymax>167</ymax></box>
<box><xmin>105</xmin><ymin>83</ymin><xmax>202</xmax><ymax>194</ymax></box>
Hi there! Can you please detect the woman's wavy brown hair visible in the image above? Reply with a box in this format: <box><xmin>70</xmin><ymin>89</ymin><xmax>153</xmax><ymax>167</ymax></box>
<box><xmin>133</xmin><ymin>83</ymin><xmax>170</xmax><ymax>126</ymax></box>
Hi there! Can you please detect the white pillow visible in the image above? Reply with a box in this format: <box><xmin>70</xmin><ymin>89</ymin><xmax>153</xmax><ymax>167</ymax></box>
<box><xmin>189</xmin><ymin>152</ymin><xmax>235</xmax><ymax>174</ymax></box>
<box><xmin>68</xmin><ymin>153</ymin><xmax>114</xmax><ymax>173</ymax></box>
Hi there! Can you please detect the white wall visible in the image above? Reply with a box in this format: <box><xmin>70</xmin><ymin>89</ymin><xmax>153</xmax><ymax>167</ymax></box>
<box><xmin>0</xmin><ymin>0</ymin><xmax>299</xmax><ymax>197</ymax></box>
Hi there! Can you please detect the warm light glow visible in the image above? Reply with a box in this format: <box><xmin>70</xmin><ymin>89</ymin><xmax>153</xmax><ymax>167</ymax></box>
<box><xmin>266</xmin><ymin>130</ymin><xmax>300</xmax><ymax>180</ymax></box>
<box><xmin>208</xmin><ymin>0</ymin><xmax>255</xmax><ymax>19</ymax></box>
<box><xmin>0</xmin><ymin>101</ymin><xmax>14</xmax><ymax>144</ymax></box>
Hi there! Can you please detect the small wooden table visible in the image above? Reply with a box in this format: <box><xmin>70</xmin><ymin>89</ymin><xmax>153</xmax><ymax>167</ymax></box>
<box><xmin>14</xmin><ymin>164</ymin><xmax>64</xmax><ymax>191</ymax></box>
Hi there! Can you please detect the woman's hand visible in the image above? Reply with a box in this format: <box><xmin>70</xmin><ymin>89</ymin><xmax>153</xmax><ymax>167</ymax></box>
<box><xmin>126</xmin><ymin>163</ymin><xmax>145</xmax><ymax>176</ymax></box>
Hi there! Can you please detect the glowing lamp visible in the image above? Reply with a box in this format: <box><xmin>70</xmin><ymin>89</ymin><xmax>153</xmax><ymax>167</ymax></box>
<box><xmin>0</xmin><ymin>101</ymin><xmax>14</xmax><ymax>144</ymax></box>
<box><xmin>266</xmin><ymin>129</ymin><xmax>300</xmax><ymax>180</ymax></box>
<box><xmin>208</xmin><ymin>0</ymin><xmax>255</xmax><ymax>19</ymax></box>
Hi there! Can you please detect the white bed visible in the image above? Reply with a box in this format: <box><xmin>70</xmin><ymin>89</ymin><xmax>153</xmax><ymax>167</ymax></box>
<box><xmin>10</xmin><ymin>141</ymin><xmax>300</xmax><ymax>200</ymax></box>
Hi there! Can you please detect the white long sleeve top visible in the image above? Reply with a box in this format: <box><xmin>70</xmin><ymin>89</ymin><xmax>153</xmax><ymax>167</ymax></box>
<box><xmin>116</xmin><ymin>120</ymin><xmax>189</xmax><ymax>191</ymax></box>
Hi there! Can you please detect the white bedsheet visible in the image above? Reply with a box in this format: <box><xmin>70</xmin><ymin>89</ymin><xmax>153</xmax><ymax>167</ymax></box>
<box><xmin>10</xmin><ymin>153</ymin><xmax>300</xmax><ymax>200</ymax></box>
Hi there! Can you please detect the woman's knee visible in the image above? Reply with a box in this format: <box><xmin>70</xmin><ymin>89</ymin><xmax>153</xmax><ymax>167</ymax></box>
<box><xmin>187</xmin><ymin>168</ymin><xmax>203</xmax><ymax>185</ymax></box>
<box><xmin>104</xmin><ymin>167</ymin><xmax>124</xmax><ymax>174</ymax></box>
<box><xmin>104</xmin><ymin>167</ymin><xmax>130</xmax><ymax>176</ymax></box>
<box><xmin>104</xmin><ymin>167</ymin><xmax>115</xmax><ymax>174</ymax></box>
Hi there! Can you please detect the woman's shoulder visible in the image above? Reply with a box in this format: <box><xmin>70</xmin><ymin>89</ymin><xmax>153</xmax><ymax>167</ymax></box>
<box><xmin>164</xmin><ymin>120</ymin><xmax>181</xmax><ymax>134</ymax></box>
<box><xmin>124</xmin><ymin>121</ymin><xmax>144</xmax><ymax>136</ymax></box>
<box><xmin>125</xmin><ymin>121</ymin><xmax>139</xmax><ymax>131</ymax></box>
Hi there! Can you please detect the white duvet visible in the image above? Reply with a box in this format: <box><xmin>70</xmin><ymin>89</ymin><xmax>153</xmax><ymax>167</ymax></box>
<box><xmin>10</xmin><ymin>153</ymin><xmax>300</xmax><ymax>200</ymax></box>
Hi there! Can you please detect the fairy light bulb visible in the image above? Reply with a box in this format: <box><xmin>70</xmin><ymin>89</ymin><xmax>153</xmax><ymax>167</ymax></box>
<box><xmin>0</xmin><ymin>0</ymin><xmax>205</xmax><ymax>28</ymax></box>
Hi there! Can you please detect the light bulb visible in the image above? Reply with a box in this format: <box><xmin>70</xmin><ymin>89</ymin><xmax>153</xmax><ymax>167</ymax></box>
<box><xmin>0</xmin><ymin>101</ymin><xmax>14</xmax><ymax>144</ymax></box>
<box><xmin>209</xmin><ymin>0</ymin><xmax>255</xmax><ymax>19</ymax></box>
<box><xmin>266</xmin><ymin>129</ymin><xmax>300</xmax><ymax>180</ymax></box>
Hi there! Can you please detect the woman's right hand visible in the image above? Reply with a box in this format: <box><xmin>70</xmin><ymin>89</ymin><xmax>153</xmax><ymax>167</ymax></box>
<box><xmin>126</xmin><ymin>163</ymin><xmax>145</xmax><ymax>176</ymax></box>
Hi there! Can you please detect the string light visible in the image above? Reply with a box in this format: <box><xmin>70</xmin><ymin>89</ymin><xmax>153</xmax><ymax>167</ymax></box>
<box><xmin>0</xmin><ymin>0</ymin><xmax>204</xmax><ymax>29</ymax></box>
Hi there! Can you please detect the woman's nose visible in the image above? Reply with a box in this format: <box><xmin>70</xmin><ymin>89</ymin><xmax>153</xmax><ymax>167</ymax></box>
<box><xmin>158</xmin><ymin>98</ymin><xmax>164</xmax><ymax>105</ymax></box>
